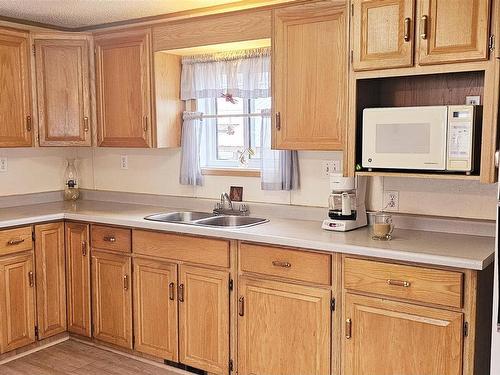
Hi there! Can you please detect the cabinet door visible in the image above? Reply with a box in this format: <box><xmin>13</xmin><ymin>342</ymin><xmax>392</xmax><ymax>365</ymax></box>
<box><xmin>179</xmin><ymin>265</ymin><xmax>229</xmax><ymax>375</ymax></box>
<box><xmin>95</xmin><ymin>28</ymin><xmax>152</xmax><ymax>147</ymax></box>
<box><xmin>65</xmin><ymin>222</ymin><xmax>91</xmax><ymax>337</ymax></box>
<box><xmin>352</xmin><ymin>0</ymin><xmax>415</xmax><ymax>71</ymax></box>
<box><xmin>273</xmin><ymin>3</ymin><xmax>346</xmax><ymax>150</ymax></box>
<box><xmin>418</xmin><ymin>0</ymin><xmax>490</xmax><ymax>64</ymax></box>
<box><xmin>238</xmin><ymin>278</ymin><xmax>331</xmax><ymax>375</ymax></box>
<box><xmin>0</xmin><ymin>253</ymin><xmax>36</xmax><ymax>353</ymax></box>
<box><xmin>0</xmin><ymin>28</ymin><xmax>32</xmax><ymax>147</ymax></box>
<box><xmin>34</xmin><ymin>38</ymin><xmax>91</xmax><ymax>146</ymax></box>
<box><xmin>92</xmin><ymin>250</ymin><xmax>132</xmax><ymax>349</ymax></box>
<box><xmin>34</xmin><ymin>222</ymin><xmax>66</xmax><ymax>339</ymax></box>
<box><xmin>343</xmin><ymin>293</ymin><xmax>463</xmax><ymax>375</ymax></box>
<box><xmin>133</xmin><ymin>258</ymin><xmax>178</xmax><ymax>360</ymax></box>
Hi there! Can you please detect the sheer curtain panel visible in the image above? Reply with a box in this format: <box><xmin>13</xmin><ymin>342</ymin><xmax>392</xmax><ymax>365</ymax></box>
<box><xmin>179</xmin><ymin>112</ymin><xmax>203</xmax><ymax>186</ymax></box>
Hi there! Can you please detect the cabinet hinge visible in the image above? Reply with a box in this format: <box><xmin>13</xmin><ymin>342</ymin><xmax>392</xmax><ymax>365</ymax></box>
<box><xmin>229</xmin><ymin>359</ymin><xmax>234</xmax><ymax>372</ymax></box>
<box><xmin>464</xmin><ymin>322</ymin><xmax>469</xmax><ymax>337</ymax></box>
<box><xmin>351</xmin><ymin>3</ymin><xmax>354</xmax><ymax>16</ymax></box>
<box><xmin>34</xmin><ymin>326</ymin><xmax>39</xmax><ymax>339</ymax></box>
<box><xmin>331</xmin><ymin>298</ymin><xmax>336</xmax><ymax>312</ymax></box>
<box><xmin>350</xmin><ymin>50</ymin><xmax>354</xmax><ymax>64</ymax></box>
<box><xmin>32</xmin><ymin>45</ymin><xmax>35</xmax><ymax>56</ymax></box>
<box><xmin>489</xmin><ymin>35</ymin><xmax>495</xmax><ymax>52</ymax></box>
<box><xmin>229</xmin><ymin>278</ymin><xmax>233</xmax><ymax>291</ymax></box>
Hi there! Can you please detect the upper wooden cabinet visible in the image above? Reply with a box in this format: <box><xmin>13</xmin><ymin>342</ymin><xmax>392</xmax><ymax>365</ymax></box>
<box><xmin>34</xmin><ymin>222</ymin><xmax>67</xmax><ymax>339</ymax></box>
<box><xmin>0</xmin><ymin>28</ymin><xmax>32</xmax><ymax>147</ymax></box>
<box><xmin>94</xmin><ymin>28</ymin><xmax>182</xmax><ymax>148</ymax></box>
<box><xmin>417</xmin><ymin>0</ymin><xmax>491</xmax><ymax>65</ymax></box>
<box><xmin>352</xmin><ymin>0</ymin><xmax>415</xmax><ymax>71</ymax></box>
<box><xmin>34</xmin><ymin>37</ymin><xmax>92</xmax><ymax>146</ymax></box>
<box><xmin>272</xmin><ymin>2</ymin><xmax>347</xmax><ymax>150</ymax></box>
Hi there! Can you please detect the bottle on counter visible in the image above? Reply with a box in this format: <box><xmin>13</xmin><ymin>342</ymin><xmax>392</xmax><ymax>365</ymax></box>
<box><xmin>63</xmin><ymin>158</ymin><xmax>80</xmax><ymax>201</ymax></box>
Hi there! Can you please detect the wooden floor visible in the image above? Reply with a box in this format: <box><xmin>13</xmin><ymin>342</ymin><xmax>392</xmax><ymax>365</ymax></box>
<box><xmin>0</xmin><ymin>340</ymin><xmax>181</xmax><ymax>375</ymax></box>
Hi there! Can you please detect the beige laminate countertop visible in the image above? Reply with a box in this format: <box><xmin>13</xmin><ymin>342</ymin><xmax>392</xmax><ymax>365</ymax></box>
<box><xmin>0</xmin><ymin>200</ymin><xmax>494</xmax><ymax>270</ymax></box>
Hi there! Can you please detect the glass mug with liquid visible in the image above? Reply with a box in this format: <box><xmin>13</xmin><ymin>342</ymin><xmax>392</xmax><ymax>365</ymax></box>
<box><xmin>372</xmin><ymin>212</ymin><xmax>394</xmax><ymax>240</ymax></box>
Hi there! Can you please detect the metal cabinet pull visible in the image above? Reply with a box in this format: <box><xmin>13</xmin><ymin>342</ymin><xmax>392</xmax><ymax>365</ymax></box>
<box><xmin>103</xmin><ymin>236</ymin><xmax>116</xmax><ymax>243</ymax></box>
<box><xmin>83</xmin><ymin>117</ymin><xmax>89</xmax><ymax>132</ymax></box>
<box><xmin>28</xmin><ymin>271</ymin><xmax>34</xmax><ymax>287</ymax></box>
<box><xmin>404</xmin><ymin>17</ymin><xmax>411</xmax><ymax>42</ymax></box>
<box><xmin>345</xmin><ymin>318</ymin><xmax>352</xmax><ymax>339</ymax></box>
<box><xmin>387</xmin><ymin>279</ymin><xmax>411</xmax><ymax>288</ymax></box>
<box><xmin>143</xmin><ymin>115</ymin><xmax>148</xmax><ymax>132</ymax></box>
<box><xmin>123</xmin><ymin>275</ymin><xmax>129</xmax><ymax>290</ymax></box>
<box><xmin>420</xmin><ymin>15</ymin><xmax>428</xmax><ymax>39</ymax></box>
<box><xmin>238</xmin><ymin>296</ymin><xmax>245</xmax><ymax>317</ymax></box>
<box><xmin>275</xmin><ymin>112</ymin><xmax>281</xmax><ymax>131</ymax></box>
<box><xmin>168</xmin><ymin>282</ymin><xmax>175</xmax><ymax>301</ymax></box>
<box><xmin>26</xmin><ymin>116</ymin><xmax>32</xmax><ymax>131</ymax></box>
<box><xmin>81</xmin><ymin>240</ymin><xmax>87</xmax><ymax>256</ymax></box>
<box><xmin>272</xmin><ymin>260</ymin><xmax>291</xmax><ymax>268</ymax></box>
<box><xmin>178</xmin><ymin>284</ymin><xmax>184</xmax><ymax>302</ymax></box>
<box><xmin>7</xmin><ymin>238</ymin><xmax>25</xmax><ymax>246</ymax></box>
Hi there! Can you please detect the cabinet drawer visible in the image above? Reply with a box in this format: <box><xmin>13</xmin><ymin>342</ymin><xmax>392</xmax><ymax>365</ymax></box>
<box><xmin>91</xmin><ymin>225</ymin><xmax>131</xmax><ymax>253</ymax></box>
<box><xmin>0</xmin><ymin>226</ymin><xmax>33</xmax><ymax>256</ymax></box>
<box><xmin>240</xmin><ymin>243</ymin><xmax>331</xmax><ymax>285</ymax></box>
<box><xmin>344</xmin><ymin>258</ymin><xmax>464</xmax><ymax>308</ymax></box>
<box><xmin>133</xmin><ymin>230</ymin><xmax>230</xmax><ymax>268</ymax></box>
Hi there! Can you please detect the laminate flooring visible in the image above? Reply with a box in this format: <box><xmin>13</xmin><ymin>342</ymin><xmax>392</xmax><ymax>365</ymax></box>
<box><xmin>0</xmin><ymin>340</ymin><xmax>180</xmax><ymax>375</ymax></box>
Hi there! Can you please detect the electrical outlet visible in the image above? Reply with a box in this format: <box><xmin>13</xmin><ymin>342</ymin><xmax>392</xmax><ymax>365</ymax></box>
<box><xmin>0</xmin><ymin>157</ymin><xmax>7</xmax><ymax>172</ymax></box>
<box><xmin>465</xmin><ymin>96</ymin><xmax>481</xmax><ymax>105</ymax></box>
<box><xmin>321</xmin><ymin>160</ymin><xmax>341</xmax><ymax>177</ymax></box>
<box><xmin>383</xmin><ymin>190</ymin><xmax>399</xmax><ymax>211</ymax></box>
<box><xmin>120</xmin><ymin>155</ymin><xmax>128</xmax><ymax>170</ymax></box>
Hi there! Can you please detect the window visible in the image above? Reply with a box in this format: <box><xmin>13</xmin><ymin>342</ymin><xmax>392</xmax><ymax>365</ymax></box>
<box><xmin>197</xmin><ymin>96</ymin><xmax>271</xmax><ymax>170</ymax></box>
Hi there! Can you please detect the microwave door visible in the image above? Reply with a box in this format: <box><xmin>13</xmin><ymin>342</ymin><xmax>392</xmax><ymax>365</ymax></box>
<box><xmin>362</xmin><ymin>106</ymin><xmax>448</xmax><ymax>170</ymax></box>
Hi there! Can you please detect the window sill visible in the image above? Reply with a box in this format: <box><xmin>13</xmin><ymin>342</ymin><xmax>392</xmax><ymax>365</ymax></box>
<box><xmin>201</xmin><ymin>168</ymin><xmax>261</xmax><ymax>177</ymax></box>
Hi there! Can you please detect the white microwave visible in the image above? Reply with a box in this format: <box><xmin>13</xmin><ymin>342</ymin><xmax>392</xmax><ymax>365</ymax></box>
<box><xmin>362</xmin><ymin>105</ymin><xmax>482</xmax><ymax>173</ymax></box>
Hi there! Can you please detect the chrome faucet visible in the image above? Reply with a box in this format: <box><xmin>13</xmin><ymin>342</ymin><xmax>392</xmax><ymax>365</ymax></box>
<box><xmin>220</xmin><ymin>192</ymin><xmax>233</xmax><ymax>210</ymax></box>
<box><xmin>213</xmin><ymin>192</ymin><xmax>249</xmax><ymax>216</ymax></box>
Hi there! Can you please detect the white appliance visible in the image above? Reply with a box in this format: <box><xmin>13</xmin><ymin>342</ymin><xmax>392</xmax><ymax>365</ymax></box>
<box><xmin>362</xmin><ymin>105</ymin><xmax>481</xmax><ymax>172</ymax></box>
<box><xmin>491</xmin><ymin>153</ymin><xmax>500</xmax><ymax>374</ymax></box>
<box><xmin>322</xmin><ymin>175</ymin><xmax>367</xmax><ymax>232</ymax></box>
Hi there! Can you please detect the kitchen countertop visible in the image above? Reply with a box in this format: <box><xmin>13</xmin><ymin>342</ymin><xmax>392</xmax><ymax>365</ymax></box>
<box><xmin>0</xmin><ymin>200</ymin><xmax>494</xmax><ymax>270</ymax></box>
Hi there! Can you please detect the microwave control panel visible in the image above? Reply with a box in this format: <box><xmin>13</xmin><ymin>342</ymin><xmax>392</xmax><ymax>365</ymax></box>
<box><xmin>446</xmin><ymin>105</ymin><xmax>479</xmax><ymax>172</ymax></box>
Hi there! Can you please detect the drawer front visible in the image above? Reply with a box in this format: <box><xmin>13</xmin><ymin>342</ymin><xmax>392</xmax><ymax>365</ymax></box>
<box><xmin>133</xmin><ymin>230</ymin><xmax>230</xmax><ymax>268</ymax></box>
<box><xmin>344</xmin><ymin>258</ymin><xmax>464</xmax><ymax>308</ymax></box>
<box><xmin>0</xmin><ymin>226</ymin><xmax>33</xmax><ymax>256</ymax></box>
<box><xmin>91</xmin><ymin>225</ymin><xmax>131</xmax><ymax>253</ymax></box>
<box><xmin>240</xmin><ymin>243</ymin><xmax>331</xmax><ymax>285</ymax></box>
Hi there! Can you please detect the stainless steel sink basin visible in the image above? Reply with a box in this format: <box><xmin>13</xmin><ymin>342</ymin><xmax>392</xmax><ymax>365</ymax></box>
<box><xmin>145</xmin><ymin>211</ymin><xmax>214</xmax><ymax>223</ymax></box>
<box><xmin>194</xmin><ymin>215</ymin><xmax>269</xmax><ymax>228</ymax></box>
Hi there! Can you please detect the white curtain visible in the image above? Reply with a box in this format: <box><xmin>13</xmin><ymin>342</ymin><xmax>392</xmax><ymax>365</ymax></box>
<box><xmin>181</xmin><ymin>48</ymin><xmax>271</xmax><ymax>100</ymax></box>
<box><xmin>260</xmin><ymin>110</ymin><xmax>300</xmax><ymax>191</ymax></box>
<box><xmin>179</xmin><ymin>112</ymin><xmax>203</xmax><ymax>186</ymax></box>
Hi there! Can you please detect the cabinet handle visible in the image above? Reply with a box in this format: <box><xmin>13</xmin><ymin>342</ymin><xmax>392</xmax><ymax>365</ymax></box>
<box><xmin>345</xmin><ymin>318</ymin><xmax>352</xmax><ymax>339</ymax></box>
<box><xmin>123</xmin><ymin>275</ymin><xmax>129</xmax><ymax>290</ymax></box>
<box><xmin>28</xmin><ymin>271</ymin><xmax>34</xmax><ymax>287</ymax></box>
<box><xmin>83</xmin><ymin>117</ymin><xmax>89</xmax><ymax>132</ymax></box>
<box><xmin>168</xmin><ymin>282</ymin><xmax>175</xmax><ymax>301</ymax></box>
<box><xmin>26</xmin><ymin>116</ymin><xmax>32</xmax><ymax>131</ymax></box>
<box><xmin>420</xmin><ymin>15</ymin><xmax>428</xmax><ymax>39</ymax></box>
<box><xmin>238</xmin><ymin>296</ymin><xmax>245</xmax><ymax>317</ymax></box>
<box><xmin>272</xmin><ymin>260</ymin><xmax>291</xmax><ymax>268</ymax></box>
<box><xmin>7</xmin><ymin>238</ymin><xmax>25</xmax><ymax>246</ymax></box>
<box><xmin>404</xmin><ymin>17</ymin><xmax>411</xmax><ymax>42</ymax></box>
<box><xmin>103</xmin><ymin>236</ymin><xmax>116</xmax><ymax>243</ymax></box>
<box><xmin>81</xmin><ymin>240</ymin><xmax>87</xmax><ymax>256</ymax></box>
<box><xmin>178</xmin><ymin>284</ymin><xmax>184</xmax><ymax>302</ymax></box>
<box><xmin>143</xmin><ymin>115</ymin><xmax>148</xmax><ymax>132</ymax></box>
<box><xmin>387</xmin><ymin>279</ymin><xmax>411</xmax><ymax>288</ymax></box>
<box><xmin>275</xmin><ymin>112</ymin><xmax>281</xmax><ymax>131</ymax></box>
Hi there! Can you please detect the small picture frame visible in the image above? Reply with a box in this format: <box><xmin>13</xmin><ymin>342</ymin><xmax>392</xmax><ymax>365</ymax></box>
<box><xmin>229</xmin><ymin>186</ymin><xmax>243</xmax><ymax>202</ymax></box>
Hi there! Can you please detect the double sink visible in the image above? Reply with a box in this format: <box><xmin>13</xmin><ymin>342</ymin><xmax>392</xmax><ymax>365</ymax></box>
<box><xmin>144</xmin><ymin>211</ymin><xmax>269</xmax><ymax>228</ymax></box>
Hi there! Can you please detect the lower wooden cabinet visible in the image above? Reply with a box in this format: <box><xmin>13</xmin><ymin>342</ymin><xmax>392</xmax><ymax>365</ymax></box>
<box><xmin>238</xmin><ymin>278</ymin><xmax>331</xmax><ymax>375</ymax></box>
<box><xmin>34</xmin><ymin>222</ymin><xmax>67</xmax><ymax>339</ymax></box>
<box><xmin>0</xmin><ymin>253</ymin><xmax>36</xmax><ymax>353</ymax></box>
<box><xmin>91</xmin><ymin>250</ymin><xmax>132</xmax><ymax>349</ymax></box>
<box><xmin>343</xmin><ymin>293</ymin><xmax>464</xmax><ymax>375</ymax></box>
<box><xmin>65</xmin><ymin>222</ymin><xmax>91</xmax><ymax>337</ymax></box>
<box><xmin>133</xmin><ymin>258</ymin><xmax>178</xmax><ymax>360</ymax></box>
<box><xmin>179</xmin><ymin>265</ymin><xmax>229</xmax><ymax>375</ymax></box>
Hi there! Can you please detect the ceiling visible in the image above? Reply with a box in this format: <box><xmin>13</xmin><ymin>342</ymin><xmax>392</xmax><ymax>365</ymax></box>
<box><xmin>0</xmin><ymin>0</ymin><xmax>246</xmax><ymax>29</ymax></box>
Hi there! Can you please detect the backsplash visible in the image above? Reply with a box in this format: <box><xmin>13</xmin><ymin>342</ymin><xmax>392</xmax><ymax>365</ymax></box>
<box><xmin>0</xmin><ymin>147</ymin><xmax>496</xmax><ymax>220</ymax></box>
